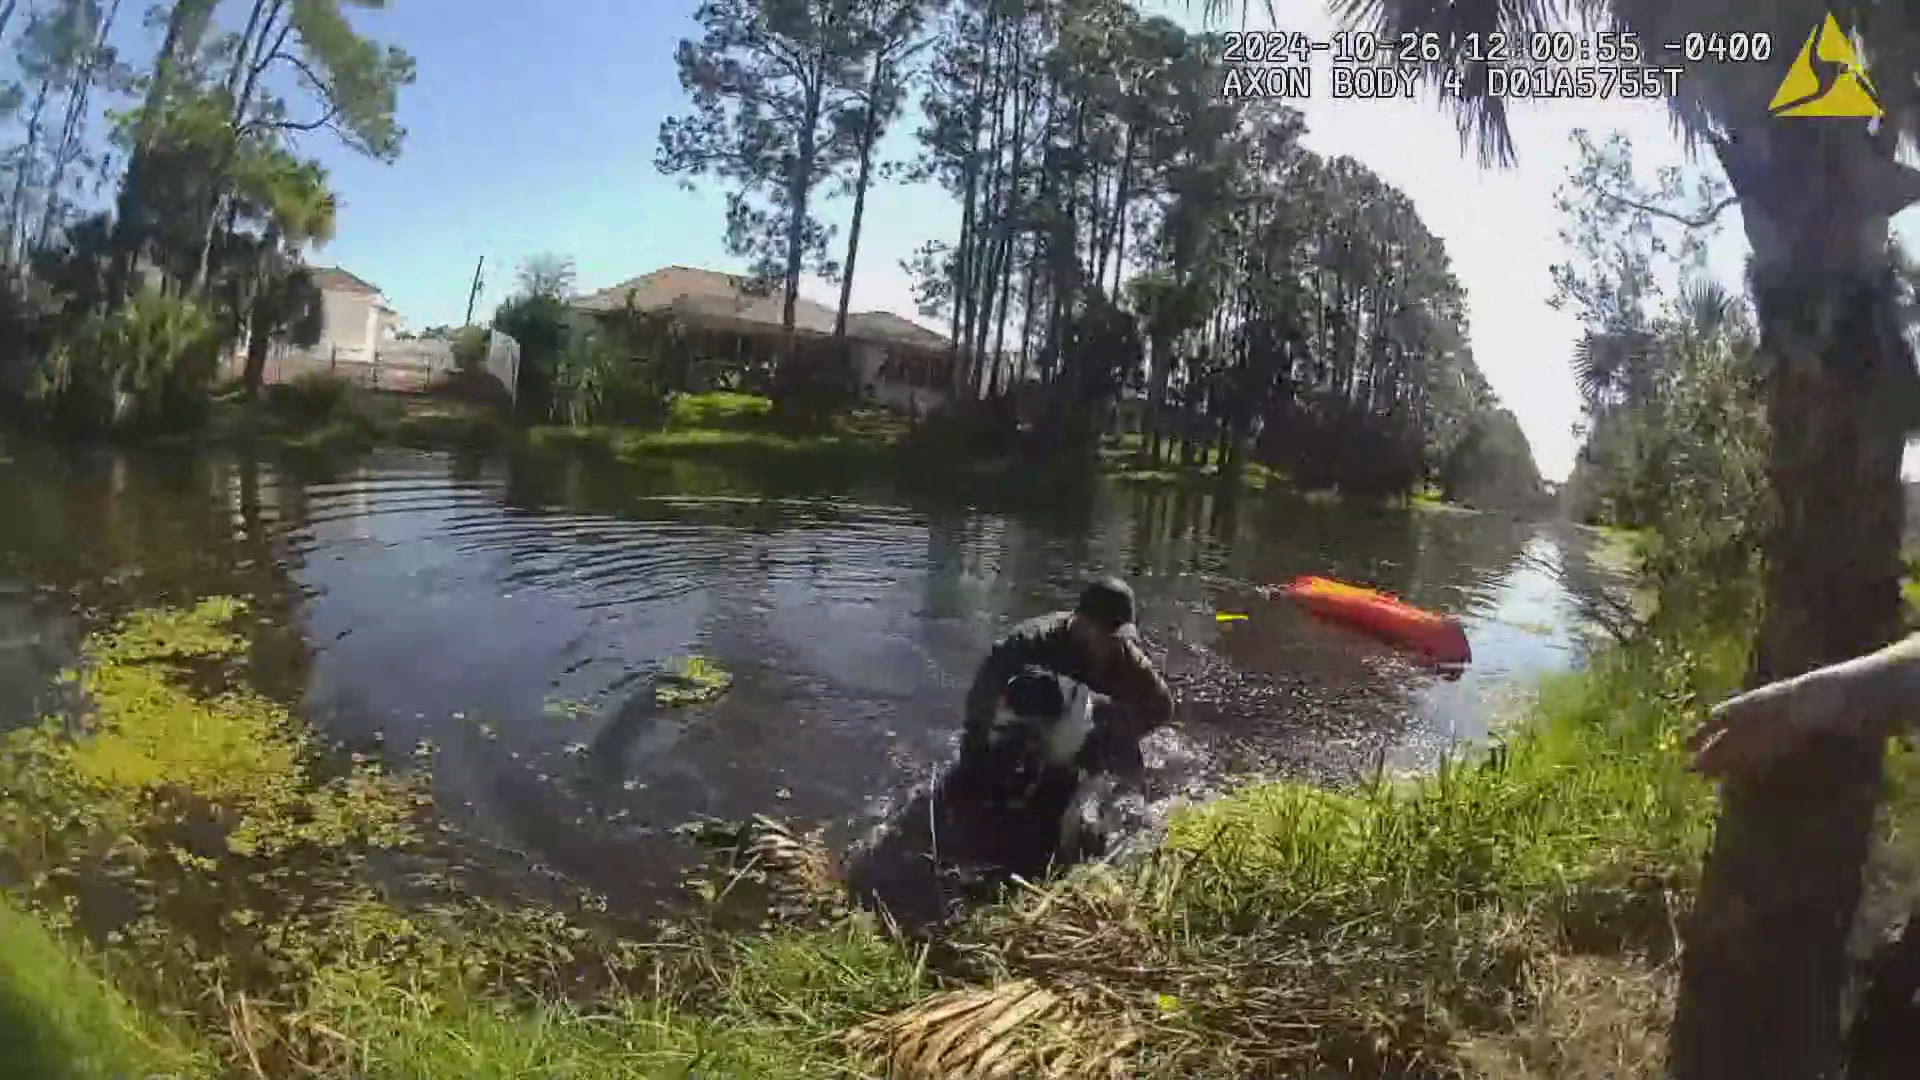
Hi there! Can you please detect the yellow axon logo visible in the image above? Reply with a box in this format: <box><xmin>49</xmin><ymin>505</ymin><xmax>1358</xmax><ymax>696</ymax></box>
<box><xmin>1769</xmin><ymin>13</ymin><xmax>1884</xmax><ymax>118</ymax></box>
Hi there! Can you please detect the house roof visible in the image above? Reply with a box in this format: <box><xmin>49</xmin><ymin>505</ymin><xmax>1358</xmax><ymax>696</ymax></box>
<box><xmin>573</xmin><ymin>265</ymin><xmax>840</xmax><ymax>337</ymax></box>
<box><xmin>845</xmin><ymin>311</ymin><xmax>951</xmax><ymax>353</ymax></box>
<box><xmin>310</xmin><ymin>266</ymin><xmax>383</xmax><ymax>296</ymax></box>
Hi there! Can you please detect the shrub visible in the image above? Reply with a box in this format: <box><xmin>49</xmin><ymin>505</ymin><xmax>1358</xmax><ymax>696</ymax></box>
<box><xmin>264</xmin><ymin>372</ymin><xmax>359</xmax><ymax>425</ymax></box>
<box><xmin>450</xmin><ymin>326</ymin><xmax>489</xmax><ymax>373</ymax></box>
<box><xmin>667</xmin><ymin>391</ymin><xmax>775</xmax><ymax>431</ymax></box>
<box><xmin>28</xmin><ymin>288</ymin><xmax>221</xmax><ymax>434</ymax></box>
<box><xmin>550</xmin><ymin>322</ymin><xmax>669</xmax><ymax>427</ymax></box>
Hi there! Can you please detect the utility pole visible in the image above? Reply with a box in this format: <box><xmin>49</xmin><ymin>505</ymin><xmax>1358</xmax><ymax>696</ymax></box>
<box><xmin>463</xmin><ymin>256</ymin><xmax>485</xmax><ymax>326</ymax></box>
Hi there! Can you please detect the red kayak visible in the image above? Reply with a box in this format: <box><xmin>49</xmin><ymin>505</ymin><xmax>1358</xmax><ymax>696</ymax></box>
<box><xmin>1278</xmin><ymin>575</ymin><xmax>1471</xmax><ymax>666</ymax></box>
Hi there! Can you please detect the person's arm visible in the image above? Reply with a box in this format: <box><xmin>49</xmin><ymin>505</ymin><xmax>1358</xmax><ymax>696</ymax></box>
<box><xmin>1690</xmin><ymin>633</ymin><xmax>1920</xmax><ymax>778</ymax></box>
<box><xmin>1099</xmin><ymin>636</ymin><xmax>1175</xmax><ymax>741</ymax></box>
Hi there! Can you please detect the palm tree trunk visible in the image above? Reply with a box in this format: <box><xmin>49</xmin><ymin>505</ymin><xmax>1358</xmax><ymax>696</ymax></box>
<box><xmin>1671</xmin><ymin>254</ymin><xmax>1909</xmax><ymax>1078</ymax></box>
<box><xmin>240</xmin><ymin>226</ymin><xmax>284</xmax><ymax>395</ymax></box>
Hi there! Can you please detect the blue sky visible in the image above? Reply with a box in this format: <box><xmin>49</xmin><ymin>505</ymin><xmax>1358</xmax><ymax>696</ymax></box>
<box><xmin>278</xmin><ymin>1</ymin><xmax>1912</xmax><ymax>481</ymax></box>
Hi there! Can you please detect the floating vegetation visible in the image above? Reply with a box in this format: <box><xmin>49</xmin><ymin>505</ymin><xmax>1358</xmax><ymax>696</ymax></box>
<box><xmin>654</xmin><ymin>654</ymin><xmax>734</xmax><ymax>708</ymax></box>
<box><xmin>542</xmin><ymin>695</ymin><xmax>597</xmax><ymax>721</ymax></box>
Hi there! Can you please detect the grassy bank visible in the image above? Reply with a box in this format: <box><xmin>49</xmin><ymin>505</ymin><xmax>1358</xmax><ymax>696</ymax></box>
<box><xmin>21</xmin><ymin>584</ymin><xmax>1913</xmax><ymax>1076</ymax></box>
<box><xmin>198</xmin><ymin>376</ymin><xmax>511</xmax><ymax>456</ymax></box>
<box><xmin>1098</xmin><ymin>431</ymin><xmax>1285</xmax><ymax>491</ymax></box>
<box><xmin>0</xmin><ymin>895</ymin><xmax>211</xmax><ymax>1079</ymax></box>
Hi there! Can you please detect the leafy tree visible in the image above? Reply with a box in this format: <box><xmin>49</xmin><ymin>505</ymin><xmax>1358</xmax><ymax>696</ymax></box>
<box><xmin>492</xmin><ymin>255</ymin><xmax>581</xmax><ymax>422</ymax></box>
<box><xmin>183</xmin><ymin>0</ymin><xmax>413</xmax><ymax>292</ymax></box>
<box><xmin>831</xmin><ymin>0</ymin><xmax>928</xmax><ymax>338</ymax></box>
<box><xmin>3</xmin><ymin>0</ymin><xmax>124</xmax><ymax>275</ymax></box>
<box><xmin>222</xmin><ymin>144</ymin><xmax>334</xmax><ymax>393</ymax></box>
<box><xmin>893</xmin><ymin>6</ymin><xmax>1524</xmax><ymax>491</ymax></box>
<box><xmin>1438</xmin><ymin>408</ymin><xmax>1542</xmax><ymax>508</ymax></box>
<box><xmin>236</xmin><ymin>257</ymin><xmax>323</xmax><ymax>393</ymax></box>
<box><xmin>658</xmin><ymin>0</ymin><xmax>868</xmax><ymax>345</ymax></box>
<box><xmin>109</xmin><ymin>0</ymin><xmax>217</xmax><ymax>290</ymax></box>
<box><xmin>515</xmin><ymin>253</ymin><xmax>576</xmax><ymax>300</ymax></box>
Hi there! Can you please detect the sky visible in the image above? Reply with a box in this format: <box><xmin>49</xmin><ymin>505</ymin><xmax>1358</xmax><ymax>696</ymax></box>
<box><xmin>273</xmin><ymin>0</ymin><xmax>1915</xmax><ymax>482</ymax></box>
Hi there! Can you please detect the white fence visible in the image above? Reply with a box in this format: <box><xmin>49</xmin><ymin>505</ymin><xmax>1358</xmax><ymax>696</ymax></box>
<box><xmin>246</xmin><ymin>330</ymin><xmax>519</xmax><ymax>402</ymax></box>
<box><xmin>260</xmin><ymin>343</ymin><xmax>447</xmax><ymax>392</ymax></box>
<box><xmin>485</xmin><ymin>330</ymin><xmax>520</xmax><ymax>405</ymax></box>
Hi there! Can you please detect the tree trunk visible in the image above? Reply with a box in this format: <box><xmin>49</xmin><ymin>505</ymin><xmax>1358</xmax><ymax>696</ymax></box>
<box><xmin>189</xmin><ymin>0</ymin><xmax>291</xmax><ymax>294</ymax></box>
<box><xmin>835</xmin><ymin>61</ymin><xmax>886</xmax><ymax>341</ymax></box>
<box><xmin>112</xmin><ymin>0</ymin><xmax>215</xmax><ymax>295</ymax></box>
<box><xmin>1670</xmin><ymin>257</ymin><xmax>1908</xmax><ymax>1079</ymax></box>
<box><xmin>240</xmin><ymin>224</ymin><xmax>284</xmax><ymax>395</ymax></box>
<box><xmin>242</xmin><ymin>308</ymin><xmax>273</xmax><ymax>395</ymax></box>
<box><xmin>1098</xmin><ymin>126</ymin><xmax>1133</xmax><ymax>292</ymax></box>
<box><xmin>783</xmin><ymin>119</ymin><xmax>816</xmax><ymax>338</ymax></box>
<box><xmin>1110</xmin><ymin>131</ymin><xmax>1133</xmax><ymax>296</ymax></box>
<box><xmin>950</xmin><ymin>5</ymin><xmax>996</xmax><ymax>399</ymax></box>
<box><xmin>1015</xmin><ymin>256</ymin><xmax>1038</xmax><ymax>393</ymax></box>
<box><xmin>5</xmin><ymin>76</ymin><xmax>52</xmax><ymax>274</ymax></box>
<box><xmin>969</xmin><ymin>47</ymin><xmax>1011</xmax><ymax>392</ymax></box>
<box><xmin>35</xmin><ymin>0</ymin><xmax>122</xmax><ymax>255</ymax></box>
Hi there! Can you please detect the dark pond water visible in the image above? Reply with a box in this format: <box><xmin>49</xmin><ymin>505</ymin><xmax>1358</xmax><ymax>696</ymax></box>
<box><xmin>0</xmin><ymin>438</ymin><xmax>1621</xmax><ymax>914</ymax></box>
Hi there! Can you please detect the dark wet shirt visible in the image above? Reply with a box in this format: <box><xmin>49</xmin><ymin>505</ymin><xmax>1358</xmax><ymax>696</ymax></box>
<box><xmin>962</xmin><ymin>611</ymin><xmax>1174</xmax><ymax>761</ymax></box>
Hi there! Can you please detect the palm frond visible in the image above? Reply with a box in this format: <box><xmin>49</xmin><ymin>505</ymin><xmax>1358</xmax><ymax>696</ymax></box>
<box><xmin>846</xmin><ymin>980</ymin><xmax>1064</xmax><ymax>1079</ymax></box>
<box><xmin>1572</xmin><ymin>327</ymin><xmax>1658</xmax><ymax>408</ymax></box>
<box><xmin>1678</xmin><ymin>278</ymin><xmax>1735</xmax><ymax>337</ymax></box>
<box><xmin>1327</xmin><ymin>0</ymin><xmax>1585</xmax><ymax>167</ymax></box>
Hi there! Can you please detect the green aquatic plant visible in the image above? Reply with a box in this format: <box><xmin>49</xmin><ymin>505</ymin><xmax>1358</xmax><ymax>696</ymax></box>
<box><xmin>0</xmin><ymin>598</ymin><xmax>427</xmax><ymax>1043</ymax></box>
<box><xmin>542</xmin><ymin>696</ymin><xmax>597</xmax><ymax>722</ymax></box>
<box><xmin>0</xmin><ymin>597</ymin><xmax>932</xmax><ymax>1077</ymax></box>
<box><xmin>654</xmin><ymin>655</ymin><xmax>734</xmax><ymax>708</ymax></box>
<box><xmin>2</xmin><ymin>599</ymin><xmax>421</xmax><ymax>858</ymax></box>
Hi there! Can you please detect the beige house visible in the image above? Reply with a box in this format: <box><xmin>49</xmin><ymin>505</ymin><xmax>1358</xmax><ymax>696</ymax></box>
<box><xmin>306</xmin><ymin>267</ymin><xmax>400</xmax><ymax>364</ymax></box>
<box><xmin>572</xmin><ymin>265</ymin><xmax>956</xmax><ymax>410</ymax></box>
<box><xmin>843</xmin><ymin>311</ymin><xmax>953</xmax><ymax>413</ymax></box>
<box><xmin>229</xmin><ymin>266</ymin><xmax>444</xmax><ymax>389</ymax></box>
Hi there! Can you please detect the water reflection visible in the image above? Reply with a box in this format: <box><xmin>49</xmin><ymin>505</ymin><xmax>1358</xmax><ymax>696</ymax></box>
<box><xmin>0</xmin><ymin>440</ymin><xmax>1608</xmax><ymax>914</ymax></box>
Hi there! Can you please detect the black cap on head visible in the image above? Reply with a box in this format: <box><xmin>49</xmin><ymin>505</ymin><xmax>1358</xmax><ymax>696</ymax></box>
<box><xmin>1075</xmin><ymin>576</ymin><xmax>1136</xmax><ymax>632</ymax></box>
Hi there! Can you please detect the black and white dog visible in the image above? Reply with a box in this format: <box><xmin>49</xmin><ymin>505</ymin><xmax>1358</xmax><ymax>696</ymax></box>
<box><xmin>845</xmin><ymin>665</ymin><xmax>1140</xmax><ymax>930</ymax></box>
<box><xmin>958</xmin><ymin>665</ymin><xmax>1102</xmax><ymax>871</ymax></box>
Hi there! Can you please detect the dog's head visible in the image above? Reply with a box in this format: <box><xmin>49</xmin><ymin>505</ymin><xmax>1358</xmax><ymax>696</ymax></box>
<box><xmin>1003</xmin><ymin>666</ymin><xmax>1067</xmax><ymax>720</ymax></box>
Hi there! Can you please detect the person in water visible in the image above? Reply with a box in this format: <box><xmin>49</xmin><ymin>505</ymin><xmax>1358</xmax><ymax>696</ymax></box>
<box><xmin>959</xmin><ymin>576</ymin><xmax>1175</xmax><ymax>782</ymax></box>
